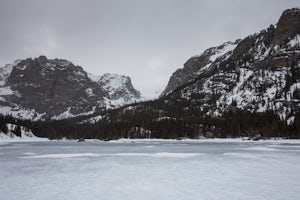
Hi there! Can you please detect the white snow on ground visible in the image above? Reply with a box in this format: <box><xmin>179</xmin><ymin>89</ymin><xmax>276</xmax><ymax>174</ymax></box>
<box><xmin>0</xmin><ymin>133</ymin><xmax>48</xmax><ymax>143</ymax></box>
<box><xmin>81</xmin><ymin>115</ymin><xmax>103</xmax><ymax>123</ymax></box>
<box><xmin>52</xmin><ymin>107</ymin><xmax>97</xmax><ymax>120</ymax></box>
<box><xmin>21</xmin><ymin>153</ymin><xmax>101</xmax><ymax>159</ymax></box>
<box><xmin>1</xmin><ymin>140</ymin><xmax>300</xmax><ymax>200</ymax></box>
<box><xmin>52</xmin><ymin>107</ymin><xmax>76</xmax><ymax>120</ymax></box>
<box><xmin>223</xmin><ymin>152</ymin><xmax>259</xmax><ymax>159</ymax></box>
<box><xmin>245</xmin><ymin>146</ymin><xmax>281</xmax><ymax>151</ymax></box>
<box><xmin>22</xmin><ymin>152</ymin><xmax>37</xmax><ymax>156</ymax></box>
<box><xmin>0</xmin><ymin>123</ymin><xmax>48</xmax><ymax>144</ymax></box>
<box><xmin>0</xmin><ymin>132</ymin><xmax>46</xmax><ymax>144</ymax></box>
<box><xmin>21</xmin><ymin>152</ymin><xmax>202</xmax><ymax>159</ymax></box>
<box><xmin>109</xmin><ymin>138</ymin><xmax>300</xmax><ymax>144</ymax></box>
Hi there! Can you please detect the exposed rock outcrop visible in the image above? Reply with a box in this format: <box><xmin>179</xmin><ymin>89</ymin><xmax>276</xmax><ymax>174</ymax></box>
<box><xmin>0</xmin><ymin>56</ymin><xmax>143</xmax><ymax>120</ymax></box>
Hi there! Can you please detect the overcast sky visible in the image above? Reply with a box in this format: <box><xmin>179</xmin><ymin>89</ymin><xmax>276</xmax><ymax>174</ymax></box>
<box><xmin>0</xmin><ymin>0</ymin><xmax>299</xmax><ymax>98</ymax></box>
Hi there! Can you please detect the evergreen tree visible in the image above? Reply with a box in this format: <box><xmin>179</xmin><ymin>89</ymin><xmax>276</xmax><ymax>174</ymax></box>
<box><xmin>14</xmin><ymin>125</ymin><xmax>21</xmax><ymax>137</ymax></box>
<box><xmin>0</xmin><ymin>123</ymin><xmax>8</xmax><ymax>134</ymax></box>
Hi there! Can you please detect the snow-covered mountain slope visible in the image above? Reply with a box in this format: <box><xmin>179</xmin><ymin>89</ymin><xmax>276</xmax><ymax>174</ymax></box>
<box><xmin>160</xmin><ymin>8</ymin><xmax>300</xmax><ymax>124</ymax></box>
<box><xmin>161</xmin><ymin>40</ymin><xmax>240</xmax><ymax>96</ymax></box>
<box><xmin>0</xmin><ymin>56</ymin><xmax>143</xmax><ymax>120</ymax></box>
<box><xmin>80</xmin><ymin>74</ymin><xmax>143</xmax><ymax>123</ymax></box>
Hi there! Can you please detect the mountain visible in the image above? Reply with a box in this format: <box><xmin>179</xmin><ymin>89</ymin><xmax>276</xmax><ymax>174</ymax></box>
<box><xmin>1</xmin><ymin>8</ymin><xmax>299</xmax><ymax>140</ymax></box>
<box><xmin>161</xmin><ymin>8</ymin><xmax>300</xmax><ymax>124</ymax></box>
<box><xmin>96</xmin><ymin>73</ymin><xmax>142</xmax><ymax>107</ymax></box>
<box><xmin>161</xmin><ymin>40</ymin><xmax>240</xmax><ymax>96</ymax></box>
<box><xmin>73</xmin><ymin>8</ymin><xmax>300</xmax><ymax>139</ymax></box>
<box><xmin>0</xmin><ymin>56</ymin><xmax>142</xmax><ymax>120</ymax></box>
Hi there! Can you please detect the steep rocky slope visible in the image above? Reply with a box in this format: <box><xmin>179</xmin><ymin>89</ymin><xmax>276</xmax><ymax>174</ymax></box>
<box><xmin>96</xmin><ymin>73</ymin><xmax>142</xmax><ymax>107</ymax></box>
<box><xmin>161</xmin><ymin>40</ymin><xmax>240</xmax><ymax>96</ymax></box>
<box><xmin>161</xmin><ymin>8</ymin><xmax>300</xmax><ymax>124</ymax></box>
<box><xmin>0</xmin><ymin>56</ymin><xmax>142</xmax><ymax>120</ymax></box>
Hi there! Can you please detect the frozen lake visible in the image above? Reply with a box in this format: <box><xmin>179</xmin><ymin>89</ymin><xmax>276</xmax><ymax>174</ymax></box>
<box><xmin>1</xmin><ymin>140</ymin><xmax>300</xmax><ymax>200</ymax></box>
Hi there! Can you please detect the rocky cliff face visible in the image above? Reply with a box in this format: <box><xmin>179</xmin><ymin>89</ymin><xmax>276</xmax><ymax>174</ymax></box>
<box><xmin>97</xmin><ymin>73</ymin><xmax>142</xmax><ymax>107</ymax></box>
<box><xmin>161</xmin><ymin>8</ymin><xmax>300</xmax><ymax>124</ymax></box>
<box><xmin>0</xmin><ymin>56</ymin><xmax>142</xmax><ymax>120</ymax></box>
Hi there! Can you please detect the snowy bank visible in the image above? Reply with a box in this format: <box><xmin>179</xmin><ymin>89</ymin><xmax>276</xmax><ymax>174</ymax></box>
<box><xmin>0</xmin><ymin>123</ymin><xmax>48</xmax><ymax>144</ymax></box>
<box><xmin>108</xmin><ymin>138</ymin><xmax>300</xmax><ymax>144</ymax></box>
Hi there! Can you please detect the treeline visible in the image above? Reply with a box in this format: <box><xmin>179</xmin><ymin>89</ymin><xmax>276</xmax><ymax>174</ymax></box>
<box><xmin>1</xmin><ymin>109</ymin><xmax>299</xmax><ymax>140</ymax></box>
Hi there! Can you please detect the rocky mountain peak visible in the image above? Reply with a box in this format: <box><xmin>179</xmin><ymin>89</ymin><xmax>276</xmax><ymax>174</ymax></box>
<box><xmin>163</xmin><ymin>8</ymin><xmax>300</xmax><ymax>98</ymax></box>
<box><xmin>161</xmin><ymin>40</ymin><xmax>240</xmax><ymax>96</ymax></box>
<box><xmin>37</xmin><ymin>55</ymin><xmax>48</xmax><ymax>63</ymax></box>
<box><xmin>273</xmin><ymin>8</ymin><xmax>300</xmax><ymax>45</ymax></box>
<box><xmin>0</xmin><ymin>56</ymin><xmax>143</xmax><ymax>120</ymax></box>
<box><xmin>97</xmin><ymin>73</ymin><xmax>142</xmax><ymax>106</ymax></box>
<box><xmin>159</xmin><ymin>8</ymin><xmax>300</xmax><ymax>124</ymax></box>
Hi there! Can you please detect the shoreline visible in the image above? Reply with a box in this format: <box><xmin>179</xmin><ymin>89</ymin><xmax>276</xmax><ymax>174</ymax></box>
<box><xmin>1</xmin><ymin>137</ymin><xmax>300</xmax><ymax>145</ymax></box>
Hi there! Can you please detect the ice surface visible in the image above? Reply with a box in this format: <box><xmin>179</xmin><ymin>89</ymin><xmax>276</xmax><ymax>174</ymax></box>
<box><xmin>245</xmin><ymin>146</ymin><xmax>281</xmax><ymax>151</ymax></box>
<box><xmin>1</xmin><ymin>140</ymin><xmax>300</xmax><ymax>200</ymax></box>
<box><xmin>21</xmin><ymin>152</ymin><xmax>202</xmax><ymax>159</ymax></box>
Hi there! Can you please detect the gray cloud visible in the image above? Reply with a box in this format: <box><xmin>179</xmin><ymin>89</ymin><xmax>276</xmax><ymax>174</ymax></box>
<box><xmin>0</xmin><ymin>0</ymin><xmax>299</xmax><ymax>98</ymax></box>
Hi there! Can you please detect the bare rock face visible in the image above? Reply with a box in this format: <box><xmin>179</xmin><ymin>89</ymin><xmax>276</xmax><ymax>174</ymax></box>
<box><xmin>273</xmin><ymin>8</ymin><xmax>300</xmax><ymax>45</ymax></box>
<box><xmin>96</xmin><ymin>73</ymin><xmax>142</xmax><ymax>107</ymax></box>
<box><xmin>0</xmin><ymin>56</ymin><xmax>142</xmax><ymax>120</ymax></box>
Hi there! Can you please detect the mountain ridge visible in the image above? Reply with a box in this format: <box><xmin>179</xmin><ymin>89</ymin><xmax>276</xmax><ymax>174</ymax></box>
<box><xmin>159</xmin><ymin>7</ymin><xmax>300</xmax><ymax>124</ymax></box>
<box><xmin>0</xmin><ymin>56</ymin><xmax>142</xmax><ymax>120</ymax></box>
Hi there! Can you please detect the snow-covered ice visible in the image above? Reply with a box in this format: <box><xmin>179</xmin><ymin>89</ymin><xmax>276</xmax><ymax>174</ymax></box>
<box><xmin>1</xmin><ymin>140</ymin><xmax>300</xmax><ymax>200</ymax></box>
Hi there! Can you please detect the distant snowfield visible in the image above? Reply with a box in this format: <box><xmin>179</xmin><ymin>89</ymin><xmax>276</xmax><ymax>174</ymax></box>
<box><xmin>1</xmin><ymin>140</ymin><xmax>300</xmax><ymax>200</ymax></box>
